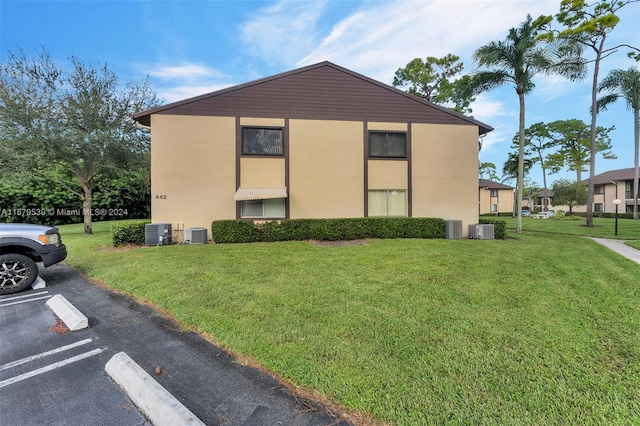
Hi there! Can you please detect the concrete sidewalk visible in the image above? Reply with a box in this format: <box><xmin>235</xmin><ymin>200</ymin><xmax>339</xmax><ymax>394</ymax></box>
<box><xmin>588</xmin><ymin>238</ymin><xmax>640</xmax><ymax>264</ymax></box>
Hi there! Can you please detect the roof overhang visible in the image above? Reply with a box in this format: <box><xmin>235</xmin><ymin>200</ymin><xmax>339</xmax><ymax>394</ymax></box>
<box><xmin>234</xmin><ymin>188</ymin><xmax>288</xmax><ymax>201</ymax></box>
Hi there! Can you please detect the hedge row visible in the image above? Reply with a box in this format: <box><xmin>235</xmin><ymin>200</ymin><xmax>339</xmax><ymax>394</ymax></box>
<box><xmin>111</xmin><ymin>220</ymin><xmax>149</xmax><ymax>247</ymax></box>
<box><xmin>594</xmin><ymin>212</ymin><xmax>635</xmax><ymax>219</ymax></box>
<box><xmin>478</xmin><ymin>218</ymin><xmax>507</xmax><ymax>239</ymax></box>
<box><xmin>211</xmin><ymin>217</ymin><xmax>446</xmax><ymax>243</ymax></box>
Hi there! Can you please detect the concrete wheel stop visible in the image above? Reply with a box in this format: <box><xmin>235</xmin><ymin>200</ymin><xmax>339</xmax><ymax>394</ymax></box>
<box><xmin>46</xmin><ymin>294</ymin><xmax>88</xmax><ymax>331</ymax></box>
<box><xmin>105</xmin><ymin>352</ymin><xmax>205</xmax><ymax>426</ymax></box>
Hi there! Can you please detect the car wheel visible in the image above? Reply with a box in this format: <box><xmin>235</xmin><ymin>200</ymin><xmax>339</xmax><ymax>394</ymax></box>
<box><xmin>0</xmin><ymin>254</ymin><xmax>39</xmax><ymax>295</ymax></box>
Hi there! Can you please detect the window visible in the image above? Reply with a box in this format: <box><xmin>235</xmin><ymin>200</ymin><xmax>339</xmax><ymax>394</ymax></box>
<box><xmin>626</xmin><ymin>181</ymin><xmax>633</xmax><ymax>199</ymax></box>
<box><xmin>369</xmin><ymin>132</ymin><xmax>407</xmax><ymax>158</ymax></box>
<box><xmin>241</xmin><ymin>199</ymin><xmax>285</xmax><ymax>218</ymax></box>
<box><xmin>491</xmin><ymin>204</ymin><xmax>498</xmax><ymax>213</ymax></box>
<box><xmin>242</xmin><ymin>127</ymin><xmax>284</xmax><ymax>155</ymax></box>
<box><xmin>594</xmin><ymin>185</ymin><xmax>604</xmax><ymax>194</ymax></box>
<box><xmin>594</xmin><ymin>203</ymin><xmax>603</xmax><ymax>213</ymax></box>
<box><xmin>490</xmin><ymin>189</ymin><xmax>498</xmax><ymax>197</ymax></box>
<box><xmin>368</xmin><ymin>190</ymin><xmax>407</xmax><ymax>216</ymax></box>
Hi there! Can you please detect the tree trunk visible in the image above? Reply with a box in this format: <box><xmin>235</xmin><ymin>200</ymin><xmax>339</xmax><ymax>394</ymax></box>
<box><xmin>586</xmin><ymin>40</ymin><xmax>605</xmax><ymax>228</ymax></box>
<box><xmin>634</xmin><ymin>107</ymin><xmax>639</xmax><ymax>220</ymax></box>
<box><xmin>540</xmin><ymin>154</ymin><xmax>548</xmax><ymax>211</ymax></box>
<box><xmin>81</xmin><ymin>182</ymin><xmax>93</xmax><ymax>235</ymax></box>
<box><xmin>516</xmin><ymin>90</ymin><xmax>526</xmax><ymax>234</ymax></box>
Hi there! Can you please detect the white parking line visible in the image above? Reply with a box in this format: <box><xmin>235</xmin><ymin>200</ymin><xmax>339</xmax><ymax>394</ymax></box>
<box><xmin>0</xmin><ymin>338</ymin><xmax>94</xmax><ymax>372</ymax></box>
<box><xmin>0</xmin><ymin>295</ymin><xmax>52</xmax><ymax>307</ymax></box>
<box><xmin>0</xmin><ymin>291</ymin><xmax>49</xmax><ymax>303</ymax></box>
<box><xmin>0</xmin><ymin>291</ymin><xmax>52</xmax><ymax>307</ymax></box>
<box><xmin>0</xmin><ymin>348</ymin><xmax>105</xmax><ymax>388</ymax></box>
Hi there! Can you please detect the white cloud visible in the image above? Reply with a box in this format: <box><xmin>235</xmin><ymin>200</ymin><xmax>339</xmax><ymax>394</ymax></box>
<box><xmin>479</xmin><ymin>128</ymin><xmax>507</xmax><ymax>152</ymax></box>
<box><xmin>470</xmin><ymin>93</ymin><xmax>517</xmax><ymax>151</ymax></box>
<box><xmin>139</xmin><ymin>62</ymin><xmax>235</xmax><ymax>103</ymax></box>
<box><xmin>147</xmin><ymin>64</ymin><xmax>226</xmax><ymax>81</ymax></box>
<box><xmin>159</xmin><ymin>84</ymin><xmax>233</xmax><ymax>103</ymax></box>
<box><xmin>296</xmin><ymin>0</ymin><xmax>561</xmax><ymax>83</ymax></box>
<box><xmin>239</xmin><ymin>0</ymin><xmax>328</xmax><ymax>67</ymax></box>
<box><xmin>470</xmin><ymin>92</ymin><xmax>512</xmax><ymax>123</ymax></box>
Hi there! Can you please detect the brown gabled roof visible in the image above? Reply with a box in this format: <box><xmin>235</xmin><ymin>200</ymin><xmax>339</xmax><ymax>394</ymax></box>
<box><xmin>479</xmin><ymin>179</ymin><xmax>514</xmax><ymax>190</ymax></box>
<box><xmin>586</xmin><ymin>167</ymin><xmax>638</xmax><ymax>185</ymax></box>
<box><xmin>133</xmin><ymin>61</ymin><xmax>493</xmax><ymax>135</ymax></box>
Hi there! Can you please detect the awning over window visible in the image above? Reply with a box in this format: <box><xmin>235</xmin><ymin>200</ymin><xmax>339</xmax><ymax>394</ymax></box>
<box><xmin>234</xmin><ymin>187</ymin><xmax>288</xmax><ymax>201</ymax></box>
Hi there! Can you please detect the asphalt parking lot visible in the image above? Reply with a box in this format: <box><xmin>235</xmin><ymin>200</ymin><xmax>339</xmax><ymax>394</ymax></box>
<box><xmin>0</xmin><ymin>264</ymin><xmax>351</xmax><ymax>426</ymax></box>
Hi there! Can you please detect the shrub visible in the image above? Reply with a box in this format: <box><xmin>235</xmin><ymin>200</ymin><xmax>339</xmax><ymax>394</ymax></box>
<box><xmin>111</xmin><ymin>220</ymin><xmax>149</xmax><ymax>246</ymax></box>
<box><xmin>594</xmin><ymin>212</ymin><xmax>634</xmax><ymax>219</ymax></box>
<box><xmin>211</xmin><ymin>217</ymin><xmax>446</xmax><ymax>243</ymax></box>
<box><xmin>211</xmin><ymin>220</ymin><xmax>261</xmax><ymax>243</ymax></box>
<box><xmin>478</xmin><ymin>218</ymin><xmax>507</xmax><ymax>239</ymax></box>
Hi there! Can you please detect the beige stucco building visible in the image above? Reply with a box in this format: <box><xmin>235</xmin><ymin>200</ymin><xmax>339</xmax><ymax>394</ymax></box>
<box><xmin>589</xmin><ymin>168</ymin><xmax>640</xmax><ymax>214</ymax></box>
<box><xmin>479</xmin><ymin>179</ymin><xmax>514</xmax><ymax>215</ymax></box>
<box><xmin>133</xmin><ymin>62</ymin><xmax>493</xmax><ymax>239</ymax></box>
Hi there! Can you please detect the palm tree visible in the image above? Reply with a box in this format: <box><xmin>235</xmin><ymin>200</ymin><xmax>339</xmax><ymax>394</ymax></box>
<box><xmin>597</xmin><ymin>67</ymin><xmax>640</xmax><ymax>219</ymax></box>
<box><xmin>471</xmin><ymin>14</ymin><xmax>585</xmax><ymax>233</ymax></box>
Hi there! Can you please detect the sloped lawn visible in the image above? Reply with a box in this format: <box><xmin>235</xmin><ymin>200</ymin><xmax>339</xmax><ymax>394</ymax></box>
<box><xmin>60</xmin><ymin>221</ymin><xmax>640</xmax><ymax>425</ymax></box>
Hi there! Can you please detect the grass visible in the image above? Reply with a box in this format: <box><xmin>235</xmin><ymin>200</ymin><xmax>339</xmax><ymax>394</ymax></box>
<box><xmin>497</xmin><ymin>215</ymin><xmax>640</xmax><ymax>240</ymax></box>
<box><xmin>59</xmin><ymin>220</ymin><xmax>640</xmax><ymax>425</ymax></box>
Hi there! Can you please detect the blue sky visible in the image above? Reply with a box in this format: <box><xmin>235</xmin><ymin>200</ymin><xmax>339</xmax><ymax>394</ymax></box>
<box><xmin>2</xmin><ymin>0</ymin><xmax>639</xmax><ymax>187</ymax></box>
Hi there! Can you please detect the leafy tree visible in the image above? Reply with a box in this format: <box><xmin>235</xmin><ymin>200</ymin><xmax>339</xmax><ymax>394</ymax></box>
<box><xmin>0</xmin><ymin>169</ymin><xmax>79</xmax><ymax>225</ymax></box>
<box><xmin>544</xmin><ymin>119</ymin><xmax>615</xmax><ymax>181</ymax></box>
<box><xmin>597</xmin><ymin>66</ymin><xmax>640</xmax><ymax>219</ymax></box>
<box><xmin>0</xmin><ymin>49</ymin><xmax>160</xmax><ymax>234</ymax></box>
<box><xmin>540</xmin><ymin>0</ymin><xmax>640</xmax><ymax>227</ymax></box>
<box><xmin>471</xmin><ymin>14</ymin><xmax>585</xmax><ymax>233</ymax></box>
<box><xmin>502</xmin><ymin>151</ymin><xmax>535</xmax><ymax>184</ymax></box>
<box><xmin>511</xmin><ymin>122</ymin><xmax>557</xmax><ymax>196</ymax></box>
<box><xmin>0</xmin><ymin>167</ymin><xmax>150</xmax><ymax>225</ymax></box>
<box><xmin>552</xmin><ymin>178</ymin><xmax>588</xmax><ymax>214</ymax></box>
<box><xmin>392</xmin><ymin>54</ymin><xmax>475</xmax><ymax>114</ymax></box>
<box><xmin>479</xmin><ymin>162</ymin><xmax>499</xmax><ymax>180</ymax></box>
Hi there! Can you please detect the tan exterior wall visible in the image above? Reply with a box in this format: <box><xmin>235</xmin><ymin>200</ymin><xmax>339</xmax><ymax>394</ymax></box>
<box><xmin>240</xmin><ymin>117</ymin><xmax>285</xmax><ymax>127</ymax></box>
<box><xmin>412</xmin><ymin>123</ymin><xmax>479</xmax><ymax>233</ymax></box>
<box><xmin>150</xmin><ymin>115</ymin><xmax>236</xmax><ymax>234</ymax></box>
<box><xmin>479</xmin><ymin>188</ymin><xmax>514</xmax><ymax>214</ymax></box>
<box><xmin>367</xmin><ymin>122</ymin><xmax>408</xmax><ymax>131</ymax></box>
<box><xmin>289</xmin><ymin>119</ymin><xmax>364</xmax><ymax>218</ymax></box>
<box><xmin>368</xmin><ymin>161</ymin><xmax>408</xmax><ymax>190</ymax></box>
<box><xmin>240</xmin><ymin>157</ymin><xmax>285</xmax><ymax>188</ymax></box>
<box><xmin>151</xmin><ymin>115</ymin><xmax>481</xmax><ymax>237</ymax></box>
<box><xmin>566</xmin><ymin>183</ymin><xmax>626</xmax><ymax>214</ymax></box>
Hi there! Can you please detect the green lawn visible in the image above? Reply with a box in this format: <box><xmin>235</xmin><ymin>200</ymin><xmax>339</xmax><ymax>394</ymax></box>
<box><xmin>60</xmin><ymin>221</ymin><xmax>640</xmax><ymax>425</ymax></box>
<box><xmin>498</xmin><ymin>215</ymin><xmax>640</xmax><ymax>240</ymax></box>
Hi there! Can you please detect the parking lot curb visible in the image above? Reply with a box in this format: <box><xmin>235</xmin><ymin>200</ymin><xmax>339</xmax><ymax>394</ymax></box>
<box><xmin>46</xmin><ymin>294</ymin><xmax>88</xmax><ymax>331</ymax></box>
<box><xmin>105</xmin><ymin>351</ymin><xmax>205</xmax><ymax>426</ymax></box>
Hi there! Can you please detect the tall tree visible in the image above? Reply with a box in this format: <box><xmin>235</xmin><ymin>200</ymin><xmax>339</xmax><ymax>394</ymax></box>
<box><xmin>541</xmin><ymin>0</ymin><xmax>640</xmax><ymax>227</ymax></box>
<box><xmin>597</xmin><ymin>67</ymin><xmax>640</xmax><ymax>219</ymax></box>
<box><xmin>512</xmin><ymin>122</ymin><xmax>558</xmax><ymax>196</ymax></box>
<box><xmin>0</xmin><ymin>49</ymin><xmax>160</xmax><ymax>234</ymax></box>
<box><xmin>471</xmin><ymin>14</ymin><xmax>585</xmax><ymax>233</ymax></box>
<box><xmin>479</xmin><ymin>162</ymin><xmax>499</xmax><ymax>180</ymax></box>
<box><xmin>392</xmin><ymin>54</ymin><xmax>475</xmax><ymax>114</ymax></box>
<box><xmin>545</xmin><ymin>119</ymin><xmax>616</xmax><ymax>181</ymax></box>
<box><xmin>502</xmin><ymin>152</ymin><xmax>535</xmax><ymax>184</ymax></box>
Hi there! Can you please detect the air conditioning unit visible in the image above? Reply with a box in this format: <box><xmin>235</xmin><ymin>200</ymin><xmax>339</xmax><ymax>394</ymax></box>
<box><xmin>444</xmin><ymin>220</ymin><xmax>463</xmax><ymax>240</ymax></box>
<box><xmin>145</xmin><ymin>223</ymin><xmax>172</xmax><ymax>246</ymax></box>
<box><xmin>468</xmin><ymin>224</ymin><xmax>495</xmax><ymax>240</ymax></box>
<box><xmin>185</xmin><ymin>227</ymin><xmax>207</xmax><ymax>244</ymax></box>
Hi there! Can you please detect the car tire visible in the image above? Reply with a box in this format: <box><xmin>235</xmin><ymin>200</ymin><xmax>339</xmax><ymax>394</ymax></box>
<box><xmin>0</xmin><ymin>254</ymin><xmax>39</xmax><ymax>295</ymax></box>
